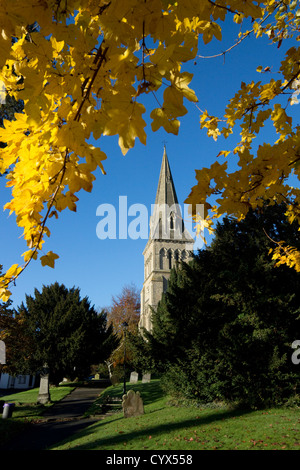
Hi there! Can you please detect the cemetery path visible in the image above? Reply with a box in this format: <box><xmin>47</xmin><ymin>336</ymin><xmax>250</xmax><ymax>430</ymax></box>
<box><xmin>4</xmin><ymin>383</ymin><xmax>110</xmax><ymax>451</ymax></box>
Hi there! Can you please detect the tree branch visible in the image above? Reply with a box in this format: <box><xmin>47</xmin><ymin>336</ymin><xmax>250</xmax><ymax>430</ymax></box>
<box><xmin>74</xmin><ymin>44</ymin><xmax>109</xmax><ymax>122</ymax></box>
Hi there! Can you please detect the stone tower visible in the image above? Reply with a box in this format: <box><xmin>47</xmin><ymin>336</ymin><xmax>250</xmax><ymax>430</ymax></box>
<box><xmin>139</xmin><ymin>147</ymin><xmax>194</xmax><ymax>332</ymax></box>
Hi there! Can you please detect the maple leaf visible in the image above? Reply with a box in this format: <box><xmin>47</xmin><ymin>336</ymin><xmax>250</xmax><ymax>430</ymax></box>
<box><xmin>40</xmin><ymin>251</ymin><xmax>60</xmax><ymax>269</ymax></box>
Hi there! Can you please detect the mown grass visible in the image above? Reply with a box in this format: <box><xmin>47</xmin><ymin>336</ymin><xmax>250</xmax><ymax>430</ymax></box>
<box><xmin>0</xmin><ymin>385</ymin><xmax>75</xmax><ymax>420</ymax></box>
<box><xmin>50</xmin><ymin>380</ymin><xmax>300</xmax><ymax>451</ymax></box>
<box><xmin>0</xmin><ymin>385</ymin><xmax>74</xmax><ymax>447</ymax></box>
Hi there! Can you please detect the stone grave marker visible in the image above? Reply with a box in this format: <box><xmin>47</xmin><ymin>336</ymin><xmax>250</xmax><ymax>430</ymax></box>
<box><xmin>142</xmin><ymin>373</ymin><xmax>151</xmax><ymax>383</ymax></box>
<box><xmin>0</xmin><ymin>341</ymin><xmax>5</xmax><ymax>364</ymax></box>
<box><xmin>37</xmin><ymin>366</ymin><xmax>50</xmax><ymax>404</ymax></box>
<box><xmin>130</xmin><ymin>371</ymin><xmax>138</xmax><ymax>383</ymax></box>
<box><xmin>122</xmin><ymin>390</ymin><xmax>144</xmax><ymax>418</ymax></box>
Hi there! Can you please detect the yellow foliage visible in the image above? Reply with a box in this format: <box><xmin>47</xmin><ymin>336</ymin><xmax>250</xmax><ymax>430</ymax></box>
<box><xmin>186</xmin><ymin>1</ymin><xmax>300</xmax><ymax>272</ymax></box>
<box><xmin>0</xmin><ymin>0</ymin><xmax>300</xmax><ymax>300</ymax></box>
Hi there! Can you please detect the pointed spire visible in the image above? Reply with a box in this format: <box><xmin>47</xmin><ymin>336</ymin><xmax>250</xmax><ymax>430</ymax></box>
<box><xmin>154</xmin><ymin>145</ymin><xmax>178</xmax><ymax>207</ymax></box>
<box><xmin>150</xmin><ymin>146</ymin><xmax>186</xmax><ymax>241</ymax></box>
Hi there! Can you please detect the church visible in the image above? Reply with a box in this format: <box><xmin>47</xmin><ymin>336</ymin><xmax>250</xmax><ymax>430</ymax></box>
<box><xmin>139</xmin><ymin>147</ymin><xmax>194</xmax><ymax>332</ymax></box>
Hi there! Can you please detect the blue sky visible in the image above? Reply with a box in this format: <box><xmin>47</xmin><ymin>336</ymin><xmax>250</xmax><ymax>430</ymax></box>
<box><xmin>0</xmin><ymin>19</ymin><xmax>298</xmax><ymax>312</ymax></box>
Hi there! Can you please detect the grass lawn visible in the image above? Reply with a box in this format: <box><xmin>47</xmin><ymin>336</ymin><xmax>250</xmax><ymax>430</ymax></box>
<box><xmin>0</xmin><ymin>385</ymin><xmax>75</xmax><ymax>447</ymax></box>
<box><xmin>50</xmin><ymin>380</ymin><xmax>300</xmax><ymax>451</ymax></box>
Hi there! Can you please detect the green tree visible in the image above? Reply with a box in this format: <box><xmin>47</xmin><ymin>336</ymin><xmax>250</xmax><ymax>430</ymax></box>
<box><xmin>16</xmin><ymin>282</ymin><xmax>118</xmax><ymax>385</ymax></box>
<box><xmin>144</xmin><ymin>203</ymin><xmax>300</xmax><ymax>407</ymax></box>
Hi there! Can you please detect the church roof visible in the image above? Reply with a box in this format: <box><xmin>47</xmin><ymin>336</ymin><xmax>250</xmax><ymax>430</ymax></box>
<box><xmin>154</xmin><ymin>146</ymin><xmax>178</xmax><ymax>207</ymax></box>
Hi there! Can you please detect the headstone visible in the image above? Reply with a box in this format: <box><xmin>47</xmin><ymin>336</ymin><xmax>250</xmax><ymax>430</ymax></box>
<box><xmin>2</xmin><ymin>403</ymin><xmax>15</xmax><ymax>419</ymax></box>
<box><xmin>122</xmin><ymin>390</ymin><xmax>144</xmax><ymax>418</ymax></box>
<box><xmin>0</xmin><ymin>340</ymin><xmax>6</xmax><ymax>364</ymax></box>
<box><xmin>37</xmin><ymin>367</ymin><xmax>50</xmax><ymax>404</ymax></box>
<box><xmin>130</xmin><ymin>371</ymin><xmax>138</xmax><ymax>383</ymax></box>
<box><xmin>110</xmin><ymin>374</ymin><xmax>119</xmax><ymax>386</ymax></box>
<box><xmin>142</xmin><ymin>373</ymin><xmax>151</xmax><ymax>383</ymax></box>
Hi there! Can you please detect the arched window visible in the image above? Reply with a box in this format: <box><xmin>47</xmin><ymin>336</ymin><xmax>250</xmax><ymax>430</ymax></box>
<box><xmin>170</xmin><ymin>213</ymin><xmax>174</xmax><ymax>230</ymax></box>
<box><xmin>159</xmin><ymin>248</ymin><xmax>165</xmax><ymax>269</ymax></box>
<box><xmin>159</xmin><ymin>217</ymin><xmax>162</xmax><ymax>238</ymax></box>
<box><xmin>168</xmin><ymin>250</ymin><xmax>172</xmax><ymax>269</ymax></box>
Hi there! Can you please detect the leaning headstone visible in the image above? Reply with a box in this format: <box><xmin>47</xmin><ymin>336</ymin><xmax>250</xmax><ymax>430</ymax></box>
<box><xmin>37</xmin><ymin>368</ymin><xmax>50</xmax><ymax>404</ymax></box>
<box><xmin>130</xmin><ymin>371</ymin><xmax>139</xmax><ymax>383</ymax></box>
<box><xmin>142</xmin><ymin>373</ymin><xmax>151</xmax><ymax>383</ymax></box>
<box><xmin>122</xmin><ymin>390</ymin><xmax>144</xmax><ymax>418</ymax></box>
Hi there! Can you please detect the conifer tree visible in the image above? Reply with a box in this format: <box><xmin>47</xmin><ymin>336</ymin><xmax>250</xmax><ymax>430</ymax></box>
<box><xmin>145</xmin><ymin>203</ymin><xmax>300</xmax><ymax>407</ymax></box>
<box><xmin>15</xmin><ymin>282</ymin><xmax>119</xmax><ymax>385</ymax></box>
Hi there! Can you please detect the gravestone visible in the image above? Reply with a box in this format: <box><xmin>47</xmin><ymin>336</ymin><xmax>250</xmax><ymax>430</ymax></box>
<box><xmin>130</xmin><ymin>371</ymin><xmax>138</xmax><ymax>383</ymax></box>
<box><xmin>122</xmin><ymin>390</ymin><xmax>144</xmax><ymax>418</ymax></box>
<box><xmin>37</xmin><ymin>367</ymin><xmax>50</xmax><ymax>404</ymax></box>
<box><xmin>142</xmin><ymin>373</ymin><xmax>151</xmax><ymax>383</ymax></box>
<box><xmin>0</xmin><ymin>340</ymin><xmax>5</xmax><ymax>364</ymax></box>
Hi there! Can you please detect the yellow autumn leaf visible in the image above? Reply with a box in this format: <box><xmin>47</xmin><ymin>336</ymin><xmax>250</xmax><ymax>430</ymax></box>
<box><xmin>103</xmin><ymin>103</ymin><xmax>147</xmax><ymax>155</ymax></box>
<box><xmin>163</xmin><ymin>86</ymin><xmax>188</xmax><ymax>118</ymax></box>
<box><xmin>22</xmin><ymin>249</ymin><xmax>38</xmax><ymax>262</ymax></box>
<box><xmin>172</xmin><ymin>71</ymin><xmax>198</xmax><ymax>103</ymax></box>
<box><xmin>150</xmin><ymin>43</ymin><xmax>176</xmax><ymax>75</ymax></box>
<box><xmin>50</xmin><ymin>36</ymin><xmax>65</xmax><ymax>57</ymax></box>
<box><xmin>40</xmin><ymin>251</ymin><xmax>59</xmax><ymax>268</ymax></box>
<box><xmin>4</xmin><ymin>264</ymin><xmax>22</xmax><ymax>279</ymax></box>
<box><xmin>216</xmin><ymin>150</ymin><xmax>231</xmax><ymax>158</ymax></box>
<box><xmin>56</xmin><ymin>121</ymin><xmax>87</xmax><ymax>150</ymax></box>
<box><xmin>0</xmin><ymin>288</ymin><xmax>12</xmax><ymax>303</ymax></box>
<box><xmin>150</xmin><ymin>107</ymin><xmax>180</xmax><ymax>135</ymax></box>
<box><xmin>196</xmin><ymin>21</ymin><xmax>222</xmax><ymax>44</ymax></box>
<box><xmin>259</xmin><ymin>80</ymin><xmax>282</xmax><ymax>102</ymax></box>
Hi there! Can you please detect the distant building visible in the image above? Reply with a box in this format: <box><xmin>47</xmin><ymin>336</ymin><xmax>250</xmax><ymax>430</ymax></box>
<box><xmin>0</xmin><ymin>372</ymin><xmax>36</xmax><ymax>391</ymax></box>
<box><xmin>0</xmin><ymin>333</ymin><xmax>36</xmax><ymax>391</ymax></box>
<box><xmin>139</xmin><ymin>147</ymin><xmax>194</xmax><ymax>332</ymax></box>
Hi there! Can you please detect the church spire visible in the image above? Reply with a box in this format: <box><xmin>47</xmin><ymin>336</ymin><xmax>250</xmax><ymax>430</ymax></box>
<box><xmin>139</xmin><ymin>146</ymin><xmax>194</xmax><ymax>333</ymax></box>
<box><xmin>154</xmin><ymin>145</ymin><xmax>178</xmax><ymax>207</ymax></box>
<box><xmin>151</xmin><ymin>145</ymin><xmax>185</xmax><ymax>241</ymax></box>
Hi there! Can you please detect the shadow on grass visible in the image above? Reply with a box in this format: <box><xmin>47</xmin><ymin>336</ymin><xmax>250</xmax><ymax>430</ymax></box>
<box><xmin>100</xmin><ymin>380</ymin><xmax>165</xmax><ymax>407</ymax></box>
<box><xmin>52</xmin><ymin>406</ymin><xmax>252</xmax><ymax>450</ymax></box>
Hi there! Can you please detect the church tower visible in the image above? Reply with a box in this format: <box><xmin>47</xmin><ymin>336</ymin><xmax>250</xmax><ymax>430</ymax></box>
<box><xmin>139</xmin><ymin>147</ymin><xmax>194</xmax><ymax>332</ymax></box>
